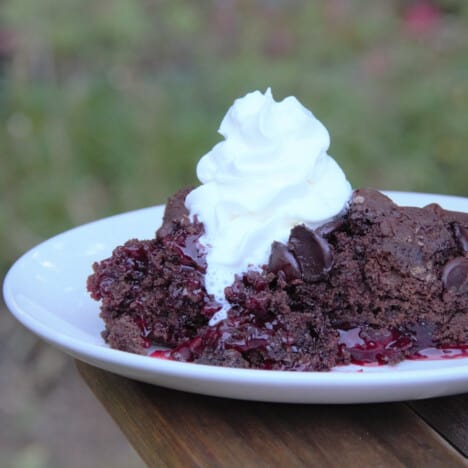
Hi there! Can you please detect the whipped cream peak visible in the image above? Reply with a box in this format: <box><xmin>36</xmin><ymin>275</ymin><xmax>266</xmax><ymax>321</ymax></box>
<box><xmin>185</xmin><ymin>89</ymin><xmax>352</xmax><ymax>321</ymax></box>
<box><xmin>217</xmin><ymin>88</ymin><xmax>329</xmax><ymax>145</ymax></box>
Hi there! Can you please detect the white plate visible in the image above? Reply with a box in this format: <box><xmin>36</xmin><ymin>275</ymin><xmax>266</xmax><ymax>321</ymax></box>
<box><xmin>3</xmin><ymin>191</ymin><xmax>468</xmax><ymax>404</ymax></box>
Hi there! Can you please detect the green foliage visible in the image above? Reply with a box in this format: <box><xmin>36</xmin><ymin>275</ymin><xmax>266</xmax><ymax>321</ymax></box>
<box><xmin>1</xmin><ymin>1</ymin><xmax>467</xmax><ymax>275</ymax></box>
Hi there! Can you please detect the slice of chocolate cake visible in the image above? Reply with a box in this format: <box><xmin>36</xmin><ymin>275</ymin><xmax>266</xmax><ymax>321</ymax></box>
<box><xmin>87</xmin><ymin>189</ymin><xmax>221</xmax><ymax>355</ymax></box>
<box><xmin>87</xmin><ymin>188</ymin><xmax>468</xmax><ymax>370</ymax></box>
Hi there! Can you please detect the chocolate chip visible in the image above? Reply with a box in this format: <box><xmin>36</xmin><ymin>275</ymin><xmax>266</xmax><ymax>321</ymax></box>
<box><xmin>288</xmin><ymin>225</ymin><xmax>333</xmax><ymax>282</ymax></box>
<box><xmin>442</xmin><ymin>257</ymin><xmax>468</xmax><ymax>293</ymax></box>
<box><xmin>454</xmin><ymin>223</ymin><xmax>468</xmax><ymax>253</ymax></box>
<box><xmin>316</xmin><ymin>219</ymin><xmax>344</xmax><ymax>237</ymax></box>
<box><xmin>268</xmin><ymin>241</ymin><xmax>301</xmax><ymax>281</ymax></box>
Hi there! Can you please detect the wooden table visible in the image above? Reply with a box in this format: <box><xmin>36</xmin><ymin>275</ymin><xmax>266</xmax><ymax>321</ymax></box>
<box><xmin>76</xmin><ymin>361</ymin><xmax>468</xmax><ymax>467</ymax></box>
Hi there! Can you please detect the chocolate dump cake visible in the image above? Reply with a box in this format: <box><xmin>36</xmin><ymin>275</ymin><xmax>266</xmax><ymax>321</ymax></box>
<box><xmin>86</xmin><ymin>89</ymin><xmax>468</xmax><ymax>370</ymax></box>
<box><xmin>87</xmin><ymin>188</ymin><xmax>468</xmax><ymax>370</ymax></box>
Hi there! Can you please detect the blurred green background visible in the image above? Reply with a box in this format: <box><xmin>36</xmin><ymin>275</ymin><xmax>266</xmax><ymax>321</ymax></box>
<box><xmin>0</xmin><ymin>1</ymin><xmax>467</xmax><ymax>467</ymax></box>
<box><xmin>1</xmin><ymin>0</ymin><xmax>468</xmax><ymax>276</ymax></box>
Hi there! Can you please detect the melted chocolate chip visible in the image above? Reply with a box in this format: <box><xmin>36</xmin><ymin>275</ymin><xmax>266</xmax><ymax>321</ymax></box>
<box><xmin>442</xmin><ymin>257</ymin><xmax>468</xmax><ymax>293</ymax></box>
<box><xmin>268</xmin><ymin>241</ymin><xmax>301</xmax><ymax>281</ymax></box>
<box><xmin>454</xmin><ymin>223</ymin><xmax>468</xmax><ymax>253</ymax></box>
<box><xmin>288</xmin><ymin>225</ymin><xmax>333</xmax><ymax>282</ymax></box>
<box><xmin>316</xmin><ymin>219</ymin><xmax>345</xmax><ymax>237</ymax></box>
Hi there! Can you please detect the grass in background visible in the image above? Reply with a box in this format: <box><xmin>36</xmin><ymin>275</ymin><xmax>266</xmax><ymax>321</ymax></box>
<box><xmin>1</xmin><ymin>0</ymin><xmax>467</xmax><ymax>276</ymax></box>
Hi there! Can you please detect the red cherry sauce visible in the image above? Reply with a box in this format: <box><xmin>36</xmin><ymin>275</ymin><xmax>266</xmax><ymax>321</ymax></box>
<box><xmin>150</xmin><ymin>314</ymin><xmax>285</xmax><ymax>365</ymax></box>
<box><xmin>338</xmin><ymin>323</ymin><xmax>468</xmax><ymax>365</ymax></box>
<box><xmin>164</xmin><ymin>228</ymin><xmax>207</xmax><ymax>272</ymax></box>
<box><xmin>150</xmin><ymin>320</ymin><xmax>468</xmax><ymax>367</ymax></box>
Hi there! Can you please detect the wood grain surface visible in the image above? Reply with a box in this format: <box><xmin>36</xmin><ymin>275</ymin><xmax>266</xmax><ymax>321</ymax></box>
<box><xmin>76</xmin><ymin>361</ymin><xmax>468</xmax><ymax>467</ymax></box>
<box><xmin>409</xmin><ymin>395</ymin><xmax>468</xmax><ymax>458</ymax></box>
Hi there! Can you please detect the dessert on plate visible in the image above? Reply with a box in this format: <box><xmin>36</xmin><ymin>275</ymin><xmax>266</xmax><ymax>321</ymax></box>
<box><xmin>87</xmin><ymin>89</ymin><xmax>468</xmax><ymax>371</ymax></box>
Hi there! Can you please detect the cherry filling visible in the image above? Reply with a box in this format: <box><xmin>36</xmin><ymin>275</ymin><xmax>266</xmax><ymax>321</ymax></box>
<box><xmin>151</xmin><ymin>321</ymin><xmax>468</xmax><ymax>368</ymax></box>
<box><xmin>338</xmin><ymin>323</ymin><xmax>468</xmax><ymax>365</ymax></box>
<box><xmin>410</xmin><ymin>344</ymin><xmax>468</xmax><ymax>360</ymax></box>
<box><xmin>150</xmin><ymin>311</ymin><xmax>292</xmax><ymax>366</ymax></box>
<box><xmin>164</xmin><ymin>230</ymin><xmax>207</xmax><ymax>272</ymax></box>
<box><xmin>201</xmin><ymin>297</ymin><xmax>222</xmax><ymax>318</ymax></box>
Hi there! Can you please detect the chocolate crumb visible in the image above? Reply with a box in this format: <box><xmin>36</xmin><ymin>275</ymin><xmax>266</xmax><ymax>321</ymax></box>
<box><xmin>156</xmin><ymin>187</ymin><xmax>193</xmax><ymax>239</ymax></box>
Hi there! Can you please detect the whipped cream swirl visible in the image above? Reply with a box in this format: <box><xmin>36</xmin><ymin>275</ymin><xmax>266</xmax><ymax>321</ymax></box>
<box><xmin>185</xmin><ymin>89</ymin><xmax>352</xmax><ymax>320</ymax></box>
